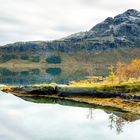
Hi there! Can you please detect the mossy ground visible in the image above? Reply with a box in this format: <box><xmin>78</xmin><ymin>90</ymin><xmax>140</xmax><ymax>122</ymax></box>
<box><xmin>69</xmin><ymin>80</ymin><xmax>140</xmax><ymax>93</ymax></box>
<box><xmin>2</xmin><ymin>80</ymin><xmax>140</xmax><ymax>94</ymax></box>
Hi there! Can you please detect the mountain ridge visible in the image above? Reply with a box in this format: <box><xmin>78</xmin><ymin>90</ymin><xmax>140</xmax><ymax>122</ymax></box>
<box><xmin>0</xmin><ymin>9</ymin><xmax>140</xmax><ymax>53</ymax></box>
<box><xmin>62</xmin><ymin>9</ymin><xmax>140</xmax><ymax>41</ymax></box>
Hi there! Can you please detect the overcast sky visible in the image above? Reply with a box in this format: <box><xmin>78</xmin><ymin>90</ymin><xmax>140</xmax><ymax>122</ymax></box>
<box><xmin>0</xmin><ymin>0</ymin><xmax>140</xmax><ymax>45</ymax></box>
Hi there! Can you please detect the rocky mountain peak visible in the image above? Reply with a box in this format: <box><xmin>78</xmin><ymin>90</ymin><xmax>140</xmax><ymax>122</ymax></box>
<box><xmin>90</xmin><ymin>9</ymin><xmax>140</xmax><ymax>31</ymax></box>
<box><xmin>81</xmin><ymin>9</ymin><xmax>140</xmax><ymax>38</ymax></box>
<box><xmin>123</xmin><ymin>9</ymin><xmax>140</xmax><ymax>17</ymax></box>
<box><xmin>113</xmin><ymin>9</ymin><xmax>140</xmax><ymax>24</ymax></box>
<box><xmin>61</xmin><ymin>9</ymin><xmax>140</xmax><ymax>50</ymax></box>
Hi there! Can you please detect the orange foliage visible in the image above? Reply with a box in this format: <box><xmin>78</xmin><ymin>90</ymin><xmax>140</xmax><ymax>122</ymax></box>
<box><xmin>115</xmin><ymin>59</ymin><xmax>140</xmax><ymax>82</ymax></box>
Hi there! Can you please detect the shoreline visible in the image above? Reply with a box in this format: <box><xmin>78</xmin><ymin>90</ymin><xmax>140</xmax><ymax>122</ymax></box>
<box><xmin>0</xmin><ymin>81</ymin><xmax>140</xmax><ymax>115</ymax></box>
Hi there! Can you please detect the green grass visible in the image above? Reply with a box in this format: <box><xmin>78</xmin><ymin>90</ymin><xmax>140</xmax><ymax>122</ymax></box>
<box><xmin>68</xmin><ymin>81</ymin><xmax>140</xmax><ymax>93</ymax></box>
<box><xmin>25</xmin><ymin>83</ymin><xmax>57</xmax><ymax>89</ymax></box>
<box><xmin>23</xmin><ymin>81</ymin><xmax>140</xmax><ymax>94</ymax></box>
<box><xmin>96</xmin><ymin>82</ymin><xmax>140</xmax><ymax>93</ymax></box>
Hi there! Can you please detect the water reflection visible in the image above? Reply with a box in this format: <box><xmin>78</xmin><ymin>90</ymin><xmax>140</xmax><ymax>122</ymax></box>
<box><xmin>86</xmin><ymin>108</ymin><xmax>140</xmax><ymax>135</ymax></box>
<box><xmin>0</xmin><ymin>65</ymin><xmax>108</xmax><ymax>85</ymax></box>
<box><xmin>86</xmin><ymin>108</ymin><xmax>139</xmax><ymax>135</ymax></box>
<box><xmin>46</xmin><ymin>68</ymin><xmax>62</xmax><ymax>76</ymax></box>
<box><xmin>86</xmin><ymin>108</ymin><xmax>94</xmax><ymax>120</ymax></box>
<box><xmin>108</xmin><ymin>113</ymin><xmax>127</xmax><ymax>134</ymax></box>
<box><xmin>0</xmin><ymin>92</ymin><xmax>140</xmax><ymax>140</ymax></box>
<box><xmin>12</xmin><ymin>93</ymin><xmax>140</xmax><ymax>135</ymax></box>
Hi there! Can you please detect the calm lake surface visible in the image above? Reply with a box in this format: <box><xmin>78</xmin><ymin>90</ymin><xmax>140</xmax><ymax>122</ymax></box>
<box><xmin>0</xmin><ymin>66</ymin><xmax>108</xmax><ymax>85</ymax></box>
<box><xmin>0</xmin><ymin>58</ymin><xmax>140</xmax><ymax>139</ymax></box>
<box><xmin>0</xmin><ymin>91</ymin><xmax>140</xmax><ymax>140</ymax></box>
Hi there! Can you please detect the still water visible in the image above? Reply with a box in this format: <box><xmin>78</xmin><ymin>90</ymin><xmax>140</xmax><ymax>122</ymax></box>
<box><xmin>0</xmin><ymin>91</ymin><xmax>140</xmax><ymax>140</ymax></box>
<box><xmin>0</xmin><ymin>66</ymin><xmax>108</xmax><ymax>85</ymax></box>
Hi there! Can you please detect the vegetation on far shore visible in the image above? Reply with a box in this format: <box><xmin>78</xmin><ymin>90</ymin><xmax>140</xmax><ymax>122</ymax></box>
<box><xmin>67</xmin><ymin>59</ymin><xmax>140</xmax><ymax>93</ymax></box>
<box><xmin>2</xmin><ymin>59</ymin><xmax>140</xmax><ymax>95</ymax></box>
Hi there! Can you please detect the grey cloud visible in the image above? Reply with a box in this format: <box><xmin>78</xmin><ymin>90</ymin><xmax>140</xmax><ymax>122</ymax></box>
<box><xmin>0</xmin><ymin>0</ymin><xmax>140</xmax><ymax>45</ymax></box>
<box><xmin>0</xmin><ymin>16</ymin><xmax>22</xmax><ymax>24</ymax></box>
<box><xmin>53</xmin><ymin>24</ymin><xmax>84</xmax><ymax>32</ymax></box>
<box><xmin>79</xmin><ymin>0</ymin><xmax>101</xmax><ymax>5</ymax></box>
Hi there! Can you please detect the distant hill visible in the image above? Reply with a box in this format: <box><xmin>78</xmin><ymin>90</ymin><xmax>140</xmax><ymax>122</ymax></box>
<box><xmin>0</xmin><ymin>9</ymin><xmax>140</xmax><ymax>67</ymax></box>
<box><xmin>0</xmin><ymin>9</ymin><xmax>140</xmax><ymax>53</ymax></box>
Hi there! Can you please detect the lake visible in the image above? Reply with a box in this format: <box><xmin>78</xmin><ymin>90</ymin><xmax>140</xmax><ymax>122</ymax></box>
<box><xmin>0</xmin><ymin>91</ymin><xmax>140</xmax><ymax>140</ymax></box>
<box><xmin>0</xmin><ymin>66</ymin><xmax>108</xmax><ymax>85</ymax></box>
<box><xmin>0</xmin><ymin>57</ymin><xmax>140</xmax><ymax>140</ymax></box>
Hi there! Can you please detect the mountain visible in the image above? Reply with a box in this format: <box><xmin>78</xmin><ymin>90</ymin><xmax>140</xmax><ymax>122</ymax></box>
<box><xmin>0</xmin><ymin>9</ymin><xmax>140</xmax><ymax>69</ymax></box>
<box><xmin>0</xmin><ymin>9</ymin><xmax>140</xmax><ymax>53</ymax></box>
<box><xmin>61</xmin><ymin>9</ymin><xmax>140</xmax><ymax>49</ymax></box>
